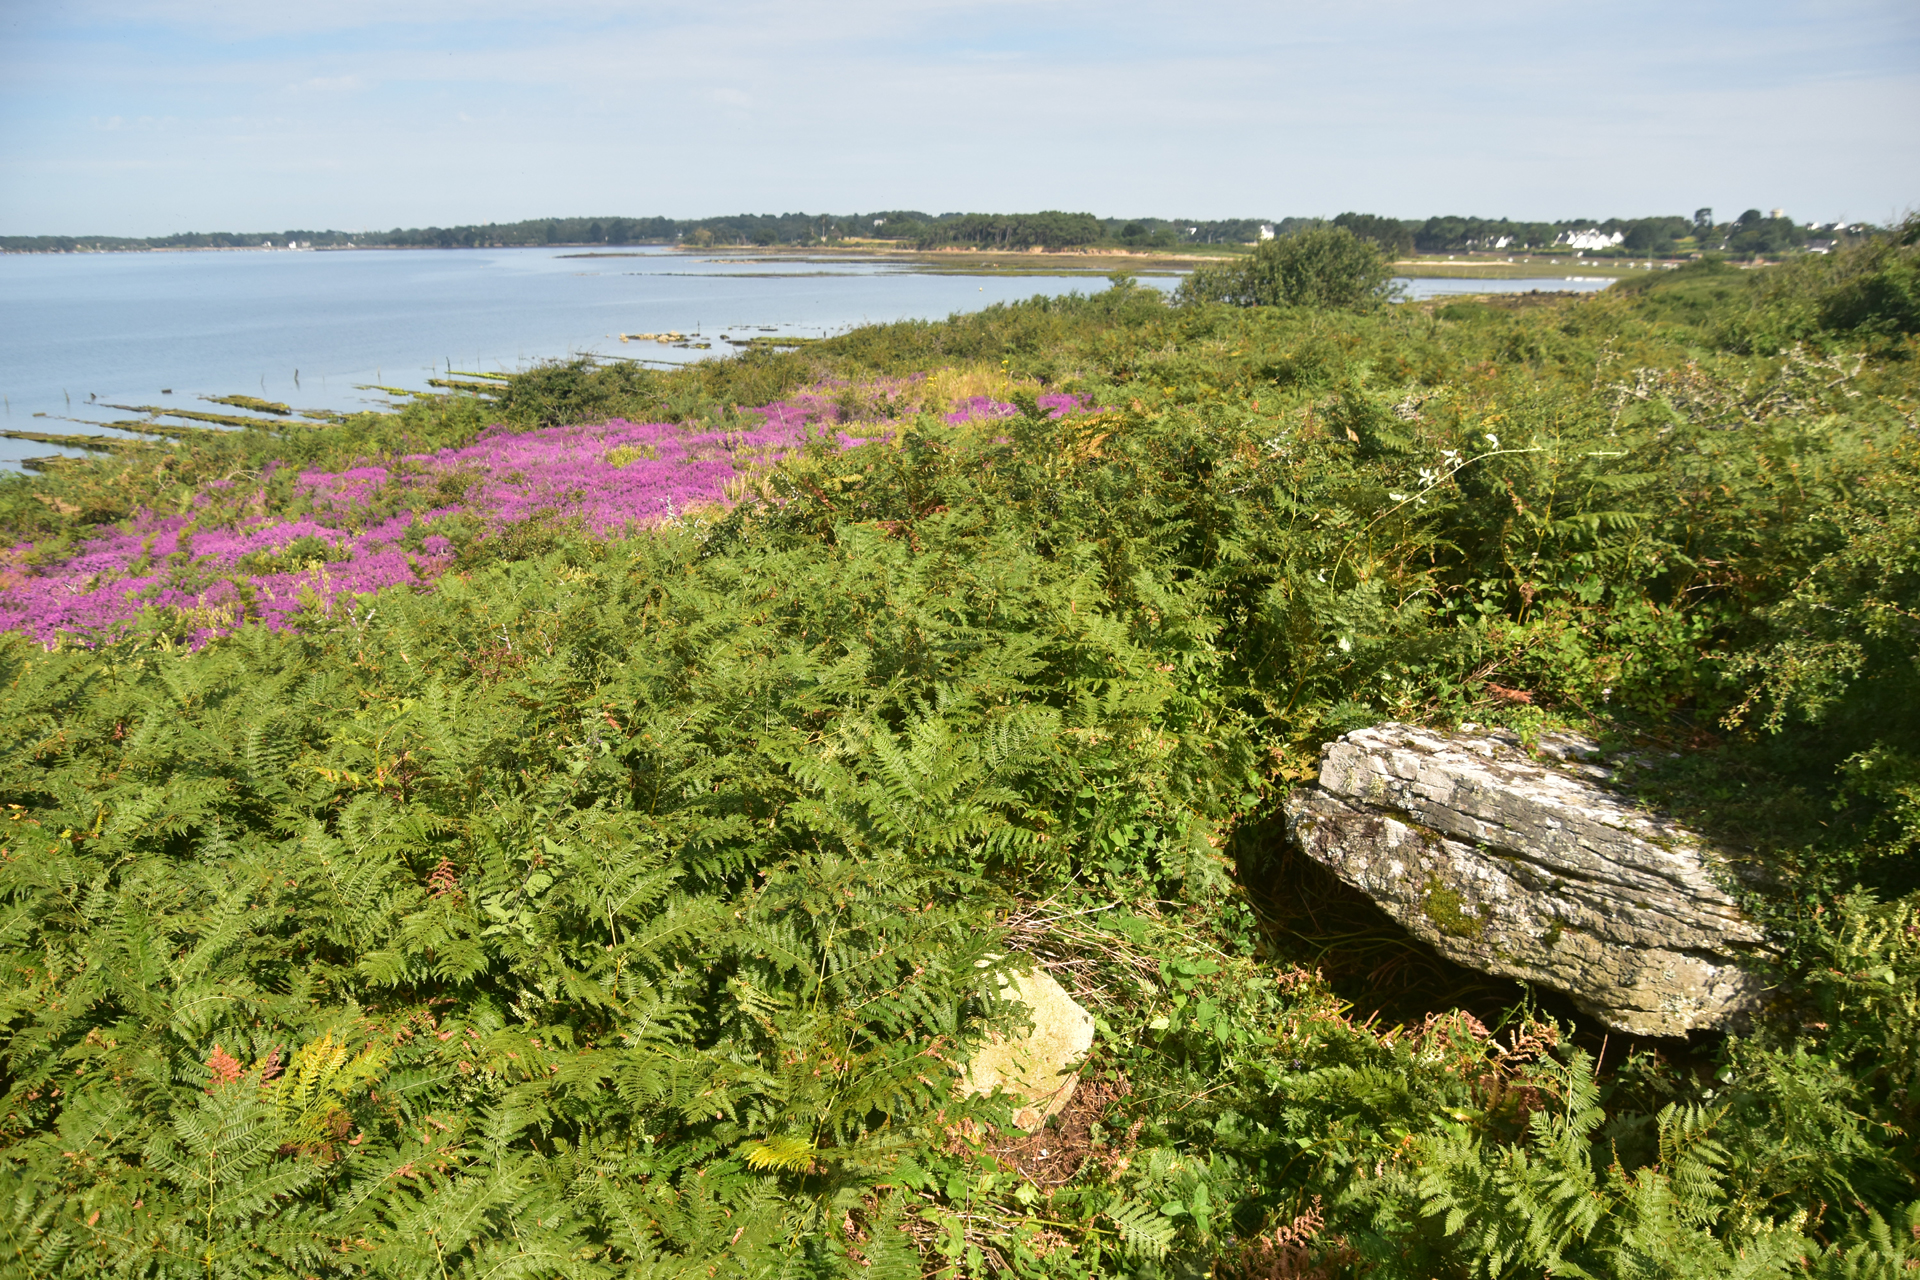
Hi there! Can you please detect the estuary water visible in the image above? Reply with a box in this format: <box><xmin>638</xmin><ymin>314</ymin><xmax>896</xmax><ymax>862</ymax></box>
<box><xmin>1392</xmin><ymin>275</ymin><xmax>1619</xmax><ymax>298</ymax></box>
<box><xmin>0</xmin><ymin>246</ymin><xmax>1119</xmax><ymax>469</ymax></box>
<box><xmin>0</xmin><ymin>245</ymin><xmax>1612</xmax><ymax>470</ymax></box>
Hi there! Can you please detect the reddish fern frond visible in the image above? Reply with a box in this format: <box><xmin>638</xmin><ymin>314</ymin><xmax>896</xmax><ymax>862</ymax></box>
<box><xmin>426</xmin><ymin>859</ymin><xmax>460</xmax><ymax>898</ymax></box>
<box><xmin>207</xmin><ymin>1044</ymin><xmax>245</xmax><ymax>1087</ymax></box>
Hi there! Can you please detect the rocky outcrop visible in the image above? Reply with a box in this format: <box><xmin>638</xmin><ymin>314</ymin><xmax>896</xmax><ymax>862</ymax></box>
<box><xmin>962</xmin><ymin>963</ymin><xmax>1095</xmax><ymax>1130</ymax></box>
<box><xmin>1283</xmin><ymin>722</ymin><xmax>1772</xmax><ymax>1037</ymax></box>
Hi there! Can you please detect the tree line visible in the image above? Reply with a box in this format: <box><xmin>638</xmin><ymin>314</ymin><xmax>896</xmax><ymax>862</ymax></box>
<box><xmin>0</xmin><ymin>212</ymin><xmax>1268</xmax><ymax>254</ymax></box>
<box><xmin>2</xmin><ymin>208</ymin><xmax>1875</xmax><ymax>257</ymax></box>
<box><xmin>1331</xmin><ymin>208</ymin><xmax>1868</xmax><ymax>258</ymax></box>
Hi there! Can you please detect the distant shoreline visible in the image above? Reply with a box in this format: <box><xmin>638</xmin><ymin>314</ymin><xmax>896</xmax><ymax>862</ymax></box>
<box><xmin>0</xmin><ymin>241</ymin><xmax>1228</xmax><ymax>259</ymax></box>
<box><xmin>0</xmin><ymin>240</ymin><xmax>1709</xmax><ymax>280</ymax></box>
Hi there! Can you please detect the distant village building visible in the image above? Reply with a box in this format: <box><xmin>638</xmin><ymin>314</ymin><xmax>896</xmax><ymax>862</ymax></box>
<box><xmin>1258</xmin><ymin>224</ymin><xmax>1275</xmax><ymax>241</ymax></box>
<box><xmin>1556</xmin><ymin>228</ymin><xmax>1625</xmax><ymax>252</ymax></box>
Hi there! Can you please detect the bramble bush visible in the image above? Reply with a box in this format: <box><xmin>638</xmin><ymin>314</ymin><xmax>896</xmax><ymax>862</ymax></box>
<box><xmin>0</xmin><ymin>246</ymin><xmax>1917</xmax><ymax>1277</ymax></box>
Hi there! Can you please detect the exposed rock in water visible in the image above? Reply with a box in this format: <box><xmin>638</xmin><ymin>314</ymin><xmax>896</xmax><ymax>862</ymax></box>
<box><xmin>1283</xmin><ymin>722</ymin><xmax>1771</xmax><ymax>1037</ymax></box>
<box><xmin>962</xmin><ymin>962</ymin><xmax>1096</xmax><ymax>1131</ymax></box>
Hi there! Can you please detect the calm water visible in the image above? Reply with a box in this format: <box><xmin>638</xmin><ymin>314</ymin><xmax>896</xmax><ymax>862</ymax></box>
<box><xmin>1393</xmin><ymin>275</ymin><xmax>1619</xmax><ymax>298</ymax></box>
<box><xmin>0</xmin><ymin>246</ymin><xmax>1612</xmax><ymax>470</ymax></box>
<box><xmin>0</xmin><ymin>246</ymin><xmax>1126</xmax><ymax>469</ymax></box>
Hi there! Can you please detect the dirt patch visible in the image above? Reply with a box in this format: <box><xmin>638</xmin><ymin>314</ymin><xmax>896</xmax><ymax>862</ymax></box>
<box><xmin>980</xmin><ymin>1074</ymin><xmax>1136</xmax><ymax>1187</ymax></box>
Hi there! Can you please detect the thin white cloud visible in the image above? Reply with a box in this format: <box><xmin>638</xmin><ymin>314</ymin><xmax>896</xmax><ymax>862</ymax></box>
<box><xmin>2</xmin><ymin>0</ymin><xmax>1914</xmax><ymax>233</ymax></box>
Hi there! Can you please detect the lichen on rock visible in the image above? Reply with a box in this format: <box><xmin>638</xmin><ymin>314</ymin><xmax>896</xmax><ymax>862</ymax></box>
<box><xmin>1283</xmin><ymin>722</ymin><xmax>1773</xmax><ymax>1037</ymax></box>
<box><xmin>961</xmin><ymin>961</ymin><xmax>1096</xmax><ymax>1131</ymax></box>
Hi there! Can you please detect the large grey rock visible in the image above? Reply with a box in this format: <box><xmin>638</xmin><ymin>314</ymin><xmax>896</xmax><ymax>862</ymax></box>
<box><xmin>1283</xmin><ymin>722</ymin><xmax>1771</xmax><ymax>1037</ymax></box>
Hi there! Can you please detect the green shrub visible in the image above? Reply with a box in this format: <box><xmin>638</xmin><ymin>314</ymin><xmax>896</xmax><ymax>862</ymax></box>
<box><xmin>1175</xmin><ymin>226</ymin><xmax>1395</xmax><ymax>310</ymax></box>
<box><xmin>1818</xmin><ymin>218</ymin><xmax>1920</xmax><ymax>338</ymax></box>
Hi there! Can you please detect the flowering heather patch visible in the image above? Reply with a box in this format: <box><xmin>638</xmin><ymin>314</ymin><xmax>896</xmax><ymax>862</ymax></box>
<box><xmin>0</xmin><ymin>412</ymin><xmax>867</xmax><ymax>648</ymax></box>
<box><xmin>0</xmin><ymin>387</ymin><xmax>1084</xmax><ymax>648</ymax></box>
<box><xmin>0</xmin><ymin>511</ymin><xmax>436</xmax><ymax>650</ymax></box>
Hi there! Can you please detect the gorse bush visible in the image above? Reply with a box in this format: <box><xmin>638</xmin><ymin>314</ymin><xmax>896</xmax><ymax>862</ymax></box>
<box><xmin>0</xmin><ymin>260</ymin><xmax>1917</xmax><ymax>1276</ymax></box>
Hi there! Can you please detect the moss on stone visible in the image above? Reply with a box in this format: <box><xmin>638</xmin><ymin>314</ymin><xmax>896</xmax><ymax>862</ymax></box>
<box><xmin>1422</xmin><ymin>878</ymin><xmax>1487</xmax><ymax>940</ymax></box>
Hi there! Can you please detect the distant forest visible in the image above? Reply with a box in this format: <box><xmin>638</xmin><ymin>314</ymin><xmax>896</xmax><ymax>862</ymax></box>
<box><xmin>1331</xmin><ymin>209</ymin><xmax>1861</xmax><ymax>258</ymax></box>
<box><xmin>0</xmin><ymin>208</ymin><xmax>1868</xmax><ymax>258</ymax></box>
<box><xmin>0</xmin><ymin>212</ymin><xmax>1284</xmax><ymax>254</ymax></box>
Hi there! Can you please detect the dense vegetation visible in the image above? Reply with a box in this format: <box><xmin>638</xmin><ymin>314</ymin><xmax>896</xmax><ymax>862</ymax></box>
<box><xmin>0</xmin><ymin>213</ymin><xmax>1281</xmax><ymax>255</ymax></box>
<box><xmin>1331</xmin><ymin>209</ymin><xmax>1867</xmax><ymax>260</ymax></box>
<box><xmin>1</xmin><ymin>224</ymin><xmax>1917</xmax><ymax>1278</ymax></box>
<box><xmin>4</xmin><ymin>207</ymin><xmax>1867</xmax><ymax>257</ymax></box>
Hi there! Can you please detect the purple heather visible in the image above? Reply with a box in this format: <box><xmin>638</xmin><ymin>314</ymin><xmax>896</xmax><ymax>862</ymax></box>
<box><xmin>0</xmin><ymin>386</ymin><xmax>1082</xmax><ymax>647</ymax></box>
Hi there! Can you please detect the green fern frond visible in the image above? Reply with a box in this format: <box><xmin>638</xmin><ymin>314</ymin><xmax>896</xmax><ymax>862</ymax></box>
<box><xmin>1103</xmin><ymin>1197</ymin><xmax>1176</xmax><ymax>1259</ymax></box>
<box><xmin>742</xmin><ymin>1135</ymin><xmax>816</xmax><ymax>1172</ymax></box>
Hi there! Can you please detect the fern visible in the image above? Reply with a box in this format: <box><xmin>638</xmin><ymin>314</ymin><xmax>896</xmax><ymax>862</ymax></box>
<box><xmin>271</xmin><ymin>1029</ymin><xmax>390</xmax><ymax>1144</ymax></box>
<box><xmin>1103</xmin><ymin>1197</ymin><xmax>1176</xmax><ymax>1259</ymax></box>
<box><xmin>0</xmin><ymin>281</ymin><xmax>1915</xmax><ymax>1276</ymax></box>
<box><xmin>743</xmin><ymin>1136</ymin><xmax>818</xmax><ymax>1172</ymax></box>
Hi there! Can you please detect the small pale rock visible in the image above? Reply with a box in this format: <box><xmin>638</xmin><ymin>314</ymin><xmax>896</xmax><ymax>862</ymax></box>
<box><xmin>962</xmin><ymin>963</ymin><xmax>1095</xmax><ymax>1130</ymax></box>
<box><xmin>1283</xmin><ymin>722</ymin><xmax>1772</xmax><ymax>1037</ymax></box>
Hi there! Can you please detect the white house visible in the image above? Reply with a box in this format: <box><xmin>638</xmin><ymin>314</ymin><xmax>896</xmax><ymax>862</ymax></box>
<box><xmin>1258</xmin><ymin>224</ymin><xmax>1275</xmax><ymax>241</ymax></box>
<box><xmin>1555</xmin><ymin>228</ymin><xmax>1625</xmax><ymax>252</ymax></box>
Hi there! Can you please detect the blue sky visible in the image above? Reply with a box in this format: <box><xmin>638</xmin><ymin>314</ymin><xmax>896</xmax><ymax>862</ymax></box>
<box><xmin>2</xmin><ymin>0</ymin><xmax>1915</xmax><ymax>235</ymax></box>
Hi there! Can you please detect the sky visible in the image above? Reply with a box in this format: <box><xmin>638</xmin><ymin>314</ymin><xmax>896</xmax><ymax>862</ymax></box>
<box><xmin>2</xmin><ymin>0</ymin><xmax>1916</xmax><ymax>236</ymax></box>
